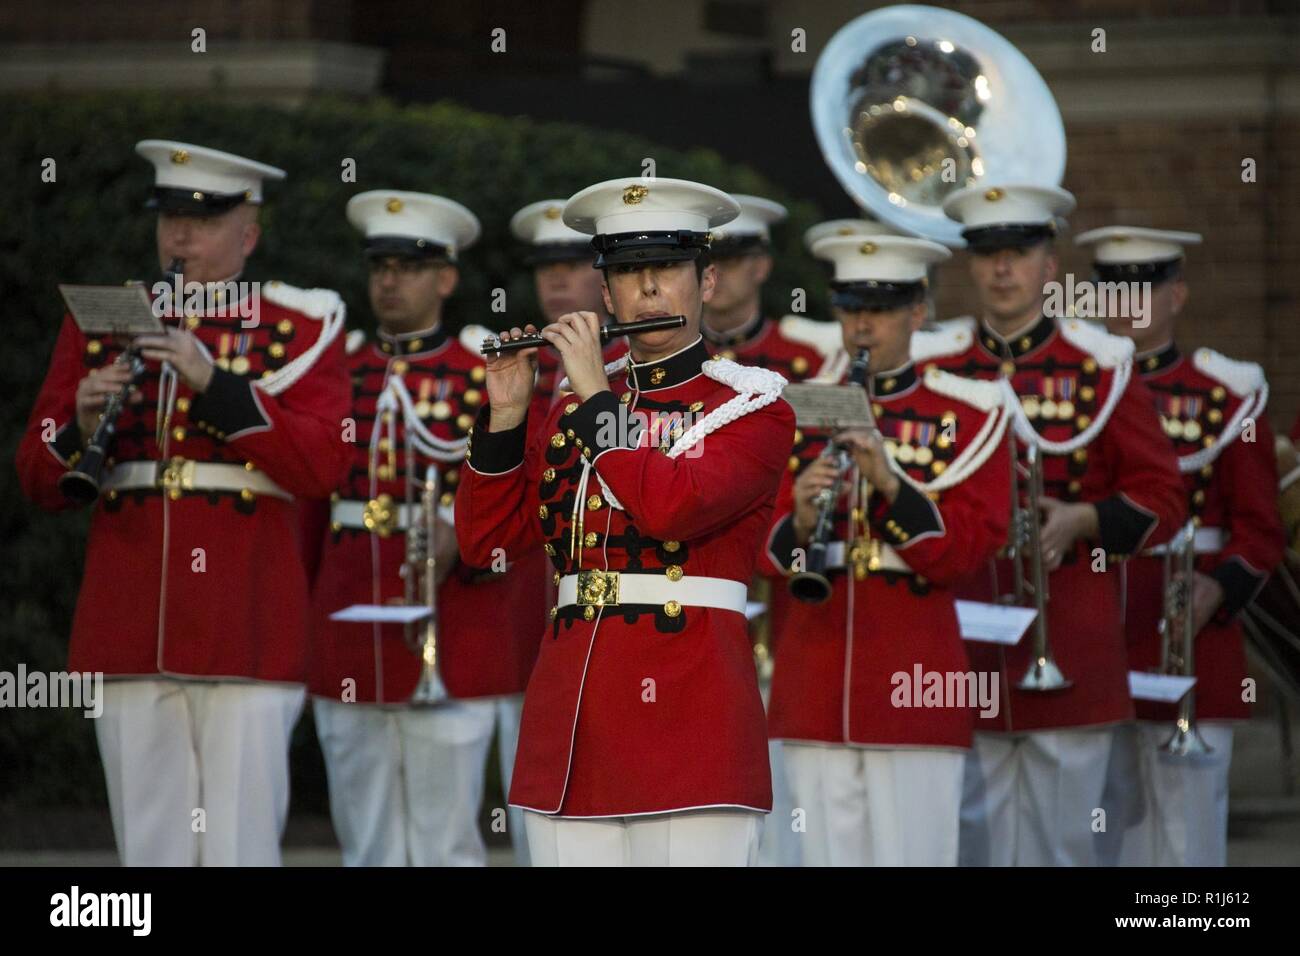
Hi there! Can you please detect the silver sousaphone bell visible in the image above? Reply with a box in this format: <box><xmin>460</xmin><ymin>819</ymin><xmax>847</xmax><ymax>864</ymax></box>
<box><xmin>811</xmin><ymin>4</ymin><xmax>1067</xmax><ymax>247</ymax></box>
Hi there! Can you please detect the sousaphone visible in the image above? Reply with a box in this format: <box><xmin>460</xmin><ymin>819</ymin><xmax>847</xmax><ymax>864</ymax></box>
<box><xmin>811</xmin><ymin>4</ymin><xmax>1066</xmax><ymax>247</ymax></box>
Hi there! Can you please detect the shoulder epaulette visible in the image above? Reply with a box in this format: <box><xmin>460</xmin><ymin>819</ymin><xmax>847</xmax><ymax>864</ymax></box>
<box><xmin>912</xmin><ymin>316</ymin><xmax>977</xmax><ymax>364</ymax></box>
<box><xmin>1193</xmin><ymin>347</ymin><xmax>1265</xmax><ymax>397</ymax></box>
<box><xmin>1057</xmin><ymin>318</ymin><xmax>1134</xmax><ymax>369</ymax></box>
<box><xmin>459</xmin><ymin>324</ymin><xmax>494</xmax><ymax>356</ymax></box>
<box><xmin>923</xmin><ymin>366</ymin><xmax>1003</xmax><ymax>413</ymax></box>
<box><xmin>345</xmin><ymin>329</ymin><xmax>366</xmax><ymax>356</ymax></box>
<box><xmin>261</xmin><ymin>281</ymin><xmax>343</xmax><ymax>321</ymax></box>
<box><xmin>778</xmin><ymin>314</ymin><xmax>844</xmax><ymax>359</ymax></box>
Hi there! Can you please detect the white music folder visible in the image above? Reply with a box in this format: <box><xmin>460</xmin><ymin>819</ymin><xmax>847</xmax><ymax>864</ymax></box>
<box><xmin>329</xmin><ymin>604</ymin><xmax>431</xmax><ymax>624</ymax></box>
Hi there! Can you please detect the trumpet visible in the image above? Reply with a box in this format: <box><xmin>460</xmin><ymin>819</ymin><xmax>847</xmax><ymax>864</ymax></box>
<box><xmin>1159</xmin><ymin>520</ymin><xmax>1211</xmax><ymax>756</ymax></box>
<box><xmin>789</xmin><ymin>349</ymin><xmax>872</xmax><ymax>604</ymax></box>
<box><xmin>1014</xmin><ymin>442</ymin><xmax>1071</xmax><ymax>691</ymax></box>
<box><xmin>404</xmin><ymin>465</ymin><xmax>450</xmax><ymax>706</ymax></box>
<box><xmin>58</xmin><ymin>257</ymin><xmax>184</xmax><ymax>503</ymax></box>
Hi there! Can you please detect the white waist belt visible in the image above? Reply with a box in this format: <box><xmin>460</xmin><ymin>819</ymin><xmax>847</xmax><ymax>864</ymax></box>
<box><xmin>822</xmin><ymin>540</ymin><xmax>912</xmax><ymax>574</ymax></box>
<box><xmin>104</xmin><ymin>460</ymin><xmax>291</xmax><ymax>501</ymax></box>
<box><xmin>332</xmin><ymin>498</ymin><xmax>455</xmax><ymax>531</ymax></box>
<box><xmin>1144</xmin><ymin>527</ymin><xmax>1226</xmax><ymax>556</ymax></box>
<box><xmin>557</xmin><ymin>572</ymin><xmax>748</xmax><ymax>614</ymax></box>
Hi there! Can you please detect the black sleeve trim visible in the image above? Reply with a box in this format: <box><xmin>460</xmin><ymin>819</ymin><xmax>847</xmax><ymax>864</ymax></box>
<box><xmin>568</xmin><ymin>390</ymin><xmax>637</xmax><ymax>456</ymax></box>
<box><xmin>1210</xmin><ymin>556</ymin><xmax>1267</xmax><ymax>620</ymax></box>
<box><xmin>465</xmin><ymin>406</ymin><xmax>527</xmax><ymax>475</ymax></box>
<box><xmin>50</xmin><ymin>422</ymin><xmax>83</xmax><ymax>466</ymax></box>
<box><xmin>870</xmin><ymin>481</ymin><xmax>944</xmax><ymax>549</ymax></box>
<box><xmin>189</xmin><ymin>367</ymin><xmax>270</xmax><ymax>439</ymax></box>
<box><xmin>765</xmin><ymin>514</ymin><xmax>801</xmax><ymax>572</ymax></box>
<box><xmin>1095</xmin><ymin>494</ymin><xmax>1158</xmax><ymax>557</ymax></box>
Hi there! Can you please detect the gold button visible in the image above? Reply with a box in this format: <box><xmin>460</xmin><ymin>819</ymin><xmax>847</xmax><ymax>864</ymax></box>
<box><xmin>456</xmin><ymin>414</ymin><xmax>473</xmax><ymax>432</ymax></box>
<box><xmin>587</xmin><ymin>494</ymin><xmax>603</xmax><ymax>510</ymax></box>
<box><xmin>553</xmin><ymin>572</ymin><xmax>561</xmax><ymax>586</ymax></box>
<box><xmin>392</xmin><ymin>360</ymin><xmax>409</xmax><ymax>375</ymax></box>
<box><xmin>1203</xmin><ymin>435</ymin><xmax>1214</xmax><ymax>448</ymax></box>
<box><xmin>1080</xmin><ymin>386</ymin><xmax>1095</xmax><ymax>402</ymax></box>
<box><xmin>176</xmin><ymin>397</ymin><xmax>191</xmax><ymax>413</ymax></box>
<box><xmin>550</xmin><ymin>433</ymin><xmax>566</xmax><ymax>448</ymax></box>
<box><xmin>168</xmin><ymin>488</ymin><xmax>182</xmax><ymax>501</ymax></box>
<box><xmin>1208</xmin><ymin>409</ymin><xmax>1222</xmax><ymax>424</ymax></box>
<box><xmin>268</xmin><ymin>342</ymin><xmax>286</xmax><ymax>359</ymax></box>
<box><xmin>689</xmin><ymin>401</ymin><xmax>705</xmax><ymax>413</ymax></box>
<box><xmin>544</xmin><ymin>543</ymin><xmax>556</xmax><ymax>556</ymax></box>
<box><xmin>409</xmin><ymin>338</ymin><xmax>423</xmax><ymax>352</ymax></box>
<box><xmin>1193</xmin><ymin>490</ymin><xmax>1206</xmax><ymax>505</ymax></box>
<box><xmin>464</xmin><ymin>389</ymin><xmax>481</xmax><ymax>406</ymax></box>
<box><xmin>240</xmin><ymin>488</ymin><xmax>254</xmax><ymax>502</ymax></box>
<box><xmin>444</xmin><ymin>470</ymin><xmax>459</xmax><ymax>486</ymax></box>
<box><xmin>1200</xmin><ymin>465</ymin><xmax>1214</xmax><ymax>479</ymax></box>
<box><xmin>276</xmin><ymin>319</ymin><xmax>293</xmax><ymax>335</ymax></box>
<box><xmin>538</xmin><ymin>504</ymin><xmax>549</xmax><ymax>519</ymax></box>
<box><xmin>566</xmin><ymin>428</ymin><xmax>576</xmax><ymax>439</ymax></box>
<box><xmin>582</xmin><ymin>448</ymin><xmax>592</xmax><ymax>459</ymax></box>
<box><xmin>1083</xmin><ymin>358</ymin><xmax>1098</xmax><ymax>374</ymax></box>
<box><xmin>542</xmin><ymin>468</ymin><xmax>556</xmax><ymax>483</ymax></box>
<box><xmin>171</xmin><ymin>426</ymin><xmax>186</xmax><ymax>442</ymax></box>
<box><xmin>85</xmin><ymin>340</ymin><xmax>103</xmax><ymax>355</ymax></box>
<box><xmin>793</xmin><ymin>429</ymin><xmax>803</xmax><ymax>444</ymax></box>
<box><xmin>185</xmin><ymin>315</ymin><xmax>201</xmax><ymax>330</ymax></box>
<box><xmin>1068</xmin><ymin>481</ymin><xmax>1081</xmax><ymax>494</ymax></box>
<box><xmin>565</xmin><ymin>402</ymin><xmax>580</xmax><ymax>415</ymax></box>
<box><xmin>550</xmin><ymin>606</ymin><xmax>558</xmax><ymax>621</ymax></box>
<box><xmin>619</xmin><ymin>392</ymin><xmax>632</xmax><ymax>404</ymax></box>
<box><xmin>378</xmin><ymin>437</ymin><xmax>392</xmax><ymax>452</ymax></box>
<box><xmin>584</xmin><ymin>532</ymin><xmax>598</xmax><ymax>548</ymax></box>
<box><xmin>872</xmin><ymin>403</ymin><xmax>884</xmax><ymax>418</ymax></box>
<box><xmin>1018</xmin><ymin>336</ymin><xmax>1031</xmax><ymax>351</ymax></box>
<box><xmin>376</xmin><ymin>465</ymin><xmax>392</xmax><ymax>481</ymax></box>
<box><xmin>1072</xmin><ymin>448</ymin><xmax>1088</xmax><ymax>463</ymax></box>
<box><xmin>649</xmin><ymin>367</ymin><xmax>667</xmax><ymax>385</ymax></box>
<box><xmin>665</xmin><ymin>564</ymin><xmax>683</xmax><ymax>581</ymax></box>
<box><xmin>663</xmin><ymin>540</ymin><xmax>680</xmax><ymax>552</ymax></box>
<box><xmin>720</xmin><ymin>350</ymin><xmax>736</xmax><ymax>361</ymax></box>
<box><xmin>788</xmin><ymin>455</ymin><xmax>800</xmax><ymax>471</ymax></box>
<box><xmin>1210</xmin><ymin>386</ymin><xmax>1226</xmax><ymax>403</ymax></box>
<box><xmin>1076</xmin><ymin>415</ymin><xmax>1091</xmax><ymax>429</ymax></box>
<box><xmin>932</xmin><ymin>461</ymin><xmax>946</xmax><ymax>475</ymax></box>
<box><xmin>440</xmin><ymin>491</ymin><xmax>454</xmax><ymax>507</ymax></box>
<box><xmin>663</xmin><ymin>600</ymin><xmax>682</xmax><ymax>618</ymax></box>
<box><xmin>471</xmin><ymin>367</ymin><xmax>486</xmax><ymax>383</ymax></box>
<box><xmin>791</xmin><ymin>356</ymin><xmax>809</xmax><ymax>375</ymax></box>
<box><xmin>583</xmin><ymin>605</ymin><xmax>596</xmax><ymax>622</ymax></box>
<box><xmin>244</xmin><ymin>461</ymin><xmax>256</xmax><ymax>472</ymax></box>
<box><xmin>1000</xmin><ymin>361</ymin><xmax>1016</xmax><ymax>377</ymax></box>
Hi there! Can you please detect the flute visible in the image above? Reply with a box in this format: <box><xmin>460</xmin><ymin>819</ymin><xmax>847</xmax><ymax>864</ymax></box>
<box><xmin>480</xmin><ymin>314</ymin><xmax>686</xmax><ymax>356</ymax></box>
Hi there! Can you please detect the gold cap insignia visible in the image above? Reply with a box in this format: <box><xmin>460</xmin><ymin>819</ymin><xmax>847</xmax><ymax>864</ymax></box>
<box><xmin>837</xmin><ymin>226</ymin><xmax>854</xmax><ymax>235</ymax></box>
<box><xmin>170</xmin><ymin>149</ymin><xmax>190</xmax><ymax>165</ymax></box>
<box><xmin>984</xmin><ymin>187</ymin><xmax>1005</xmax><ymax>201</ymax></box>
<box><xmin>544</xmin><ymin>205</ymin><xmax>562</xmax><ymax>220</ymax></box>
<box><xmin>860</xmin><ymin>241</ymin><xmax>878</xmax><ymax>255</ymax></box>
<box><xmin>386</xmin><ymin>198</ymin><xmax>403</xmax><ymax>213</ymax></box>
<box><xmin>622</xmin><ymin>184</ymin><xmax>649</xmax><ymax>205</ymax></box>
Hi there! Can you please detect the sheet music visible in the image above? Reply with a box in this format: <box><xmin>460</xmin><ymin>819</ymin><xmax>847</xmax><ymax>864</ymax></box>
<box><xmin>329</xmin><ymin>604</ymin><xmax>431</xmax><ymax>624</ymax></box>
<box><xmin>59</xmin><ymin>284</ymin><xmax>165</xmax><ymax>336</ymax></box>
<box><xmin>782</xmin><ymin>382</ymin><xmax>874</xmax><ymax>430</ymax></box>
<box><xmin>956</xmin><ymin>600</ymin><xmax>1037</xmax><ymax>645</ymax></box>
<box><xmin>1128</xmin><ymin>671</ymin><xmax>1197</xmax><ymax>704</ymax></box>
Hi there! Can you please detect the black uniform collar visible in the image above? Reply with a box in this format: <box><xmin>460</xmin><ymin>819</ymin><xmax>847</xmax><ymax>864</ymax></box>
<box><xmin>869</xmin><ymin>361</ymin><xmax>918</xmax><ymax>398</ymax></box>
<box><xmin>626</xmin><ymin>335</ymin><xmax>710</xmax><ymax>392</ymax></box>
<box><xmin>702</xmin><ymin>311</ymin><xmax>765</xmax><ymax>348</ymax></box>
<box><xmin>1137</xmin><ymin>340</ymin><xmax>1181</xmax><ymax>376</ymax></box>
<box><xmin>979</xmin><ymin>313</ymin><xmax>1055</xmax><ymax>359</ymax></box>
<box><xmin>377</xmin><ymin>324</ymin><xmax>449</xmax><ymax>356</ymax></box>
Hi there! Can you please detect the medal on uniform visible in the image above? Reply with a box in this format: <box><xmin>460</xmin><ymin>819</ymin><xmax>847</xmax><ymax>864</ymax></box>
<box><xmin>415</xmin><ymin>378</ymin><xmax>434</xmax><ymax>419</ymax></box>
<box><xmin>1056</xmin><ymin>377</ymin><xmax>1076</xmax><ymax>419</ymax></box>
<box><xmin>1039</xmin><ymin>378</ymin><xmax>1057</xmax><ymax>420</ymax></box>
<box><xmin>914</xmin><ymin>445</ymin><xmax>934</xmax><ymax>466</ymax></box>
<box><xmin>1167</xmin><ymin>417</ymin><xmax>1185</xmax><ymax>439</ymax></box>
<box><xmin>216</xmin><ymin>332</ymin><xmax>232</xmax><ymax>371</ymax></box>
<box><xmin>230</xmin><ymin>332</ymin><xmax>252</xmax><ymax>375</ymax></box>
<box><xmin>1022</xmin><ymin>395</ymin><xmax>1041</xmax><ymax>419</ymax></box>
<box><xmin>1183</xmin><ymin>419</ymin><xmax>1202</xmax><ymax>442</ymax></box>
<box><xmin>897</xmin><ymin>443</ymin><xmax>916</xmax><ymax>464</ymax></box>
<box><xmin>431</xmin><ymin>399</ymin><xmax>452</xmax><ymax>421</ymax></box>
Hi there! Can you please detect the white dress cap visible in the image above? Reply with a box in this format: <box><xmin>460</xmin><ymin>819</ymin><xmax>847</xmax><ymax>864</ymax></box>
<box><xmin>346</xmin><ymin>190</ymin><xmax>481</xmax><ymax>261</ymax></box>
<box><xmin>710</xmin><ymin>194</ymin><xmax>788</xmax><ymax>244</ymax></box>
<box><xmin>1074</xmin><ymin>225</ymin><xmax>1202</xmax><ymax>264</ymax></box>
<box><xmin>136</xmin><ymin>139</ymin><xmax>285</xmax><ymax>212</ymax></box>
<box><xmin>563</xmin><ymin>177</ymin><xmax>739</xmax><ymax>237</ymax></box>
<box><xmin>942</xmin><ymin>182</ymin><xmax>1075</xmax><ymax>239</ymax></box>
<box><xmin>803</xmin><ymin>217</ymin><xmax>903</xmax><ymax>252</ymax></box>
<box><xmin>812</xmin><ymin>234</ymin><xmax>951</xmax><ymax>284</ymax></box>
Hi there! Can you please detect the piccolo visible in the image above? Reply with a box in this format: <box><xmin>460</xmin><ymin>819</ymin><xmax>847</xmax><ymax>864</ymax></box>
<box><xmin>480</xmin><ymin>314</ymin><xmax>686</xmax><ymax>356</ymax></box>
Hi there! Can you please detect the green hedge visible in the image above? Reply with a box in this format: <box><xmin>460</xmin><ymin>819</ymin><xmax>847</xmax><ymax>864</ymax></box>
<box><xmin>0</xmin><ymin>92</ymin><xmax>829</xmax><ymax>812</ymax></box>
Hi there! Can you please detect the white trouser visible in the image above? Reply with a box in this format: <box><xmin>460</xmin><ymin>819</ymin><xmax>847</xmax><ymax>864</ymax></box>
<box><xmin>313</xmin><ymin>696</ymin><xmax>496</xmax><ymax>866</ymax></box>
<box><xmin>959</xmin><ymin>728</ymin><xmax>1113</xmax><ymax>866</ymax></box>
<box><xmin>783</xmin><ymin>743</ymin><xmax>964</xmax><ymax>866</ymax></box>
<box><xmin>94</xmin><ymin>678</ymin><xmax>305</xmax><ymax>867</ymax></box>
<box><xmin>493</xmin><ymin>694</ymin><xmax>530</xmax><ymax>866</ymax></box>
<box><xmin>757</xmin><ymin>738</ymin><xmax>803</xmax><ymax>867</ymax></box>
<box><xmin>524</xmin><ymin>810</ymin><xmax>761</xmax><ymax>867</ymax></box>
<box><xmin>1109</xmin><ymin>721</ymin><xmax>1234</xmax><ymax>866</ymax></box>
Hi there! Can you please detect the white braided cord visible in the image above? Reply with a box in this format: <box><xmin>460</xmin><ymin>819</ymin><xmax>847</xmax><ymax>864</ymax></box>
<box><xmin>1177</xmin><ymin>382</ymin><xmax>1269</xmax><ymax>474</ymax></box>
<box><xmin>374</xmin><ymin>374</ymin><xmax>469</xmax><ymax>463</ymax></box>
<box><xmin>1007</xmin><ymin>356</ymin><xmax>1132</xmax><ymax>455</ymax></box>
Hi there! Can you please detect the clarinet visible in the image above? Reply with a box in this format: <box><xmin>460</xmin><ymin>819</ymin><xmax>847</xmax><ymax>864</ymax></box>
<box><xmin>58</xmin><ymin>258</ymin><xmax>183</xmax><ymax>504</ymax></box>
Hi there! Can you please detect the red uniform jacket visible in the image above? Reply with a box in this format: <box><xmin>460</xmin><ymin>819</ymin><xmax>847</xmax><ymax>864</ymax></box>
<box><xmin>923</xmin><ymin>316</ymin><xmax>1186</xmax><ymax>732</ymax></box>
<box><xmin>703</xmin><ymin>313</ymin><xmax>838</xmax><ymax>656</ymax></box>
<box><xmin>762</xmin><ymin>362</ymin><xmax>1011</xmax><ymax>749</ymax></box>
<box><xmin>16</xmin><ymin>281</ymin><xmax>352</xmax><ymax>683</ymax></box>
<box><xmin>306</xmin><ymin>326</ymin><xmax>544</xmax><ymax>704</ymax></box>
<box><xmin>456</xmin><ymin>336</ymin><xmax>795</xmax><ymax>817</ymax></box>
<box><xmin>1123</xmin><ymin>344</ymin><xmax>1284</xmax><ymax>721</ymax></box>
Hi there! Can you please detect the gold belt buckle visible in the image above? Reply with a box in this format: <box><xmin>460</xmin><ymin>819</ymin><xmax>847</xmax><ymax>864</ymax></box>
<box><xmin>576</xmin><ymin>569</ymin><xmax>620</xmax><ymax>607</ymax></box>
<box><xmin>159</xmin><ymin>456</ymin><xmax>196</xmax><ymax>497</ymax></box>
<box><xmin>363</xmin><ymin>493</ymin><xmax>399</xmax><ymax>538</ymax></box>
